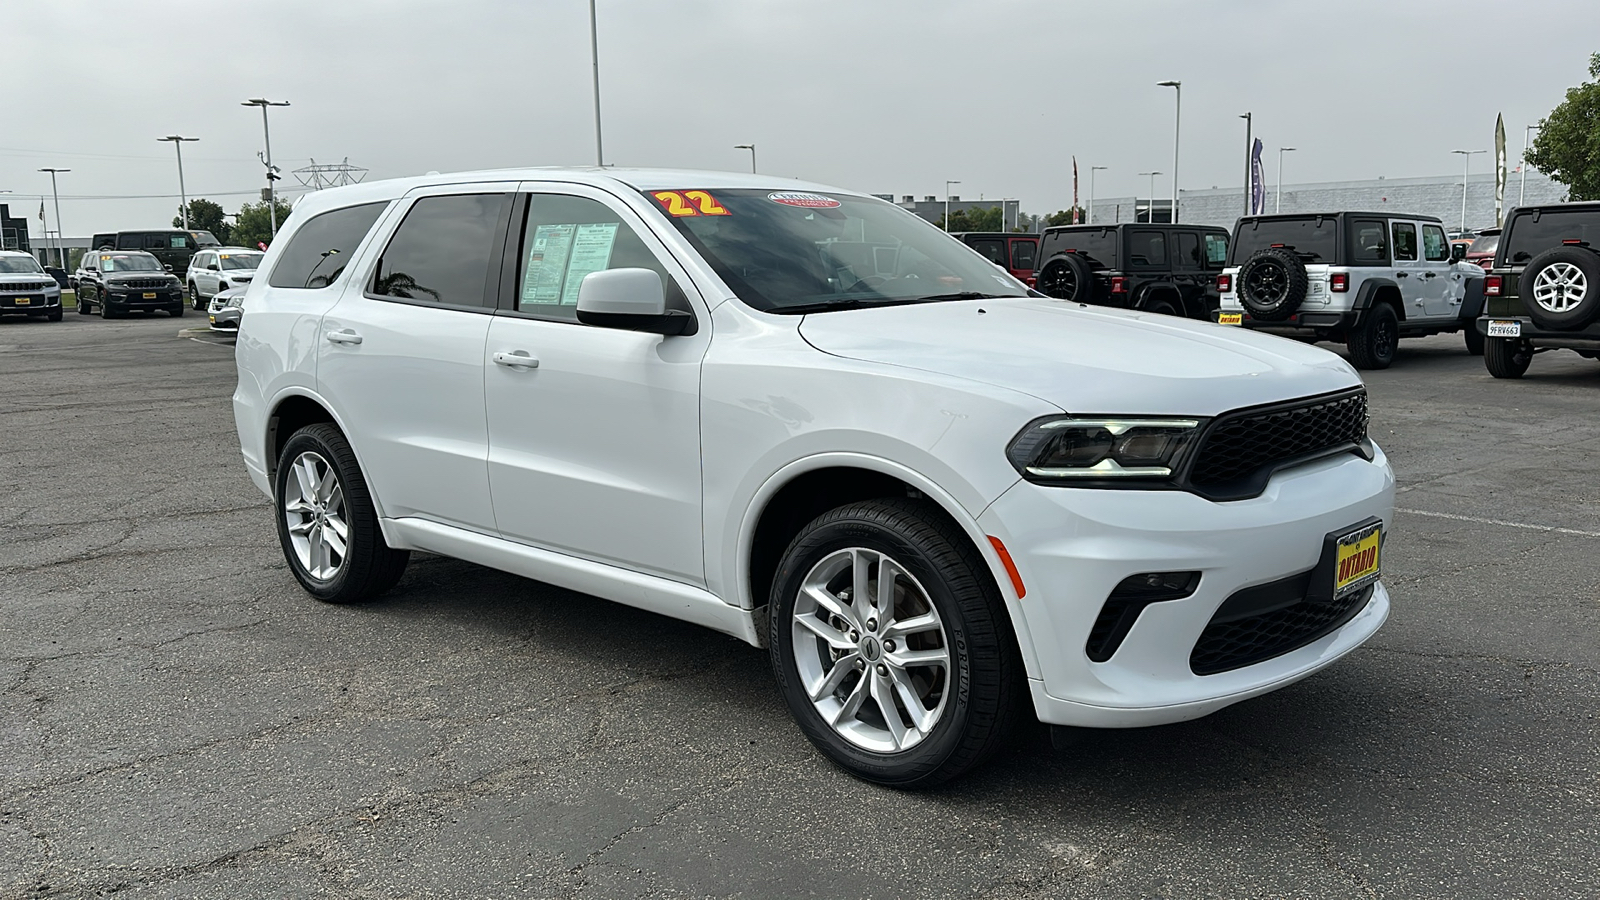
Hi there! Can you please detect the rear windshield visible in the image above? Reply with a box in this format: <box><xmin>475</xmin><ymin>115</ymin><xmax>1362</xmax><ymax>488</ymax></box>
<box><xmin>1503</xmin><ymin>209</ymin><xmax>1600</xmax><ymax>264</ymax></box>
<box><xmin>1467</xmin><ymin>232</ymin><xmax>1499</xmax><ymax>255</ymax></box>
<box><xmin>1231</xmin><ymin>217</ymin><xmax>1340</xmax><ymax>264</ymax></box>
<box><xmin>0</xmin><ymin>257</ymin><xmax>44</xmax><ymax>274</ymax></box>
<box><xmin>1041</xmin><ymin>228</ymin><xmax>1117</xmax><ymax>268</ymax></box>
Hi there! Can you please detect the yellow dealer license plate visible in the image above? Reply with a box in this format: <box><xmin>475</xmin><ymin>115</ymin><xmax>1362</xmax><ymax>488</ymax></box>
<box><xmin>14</xmin><ymin>297</ymin><xmax>29</xmax><ymax>305</ymax></box>
<box><xmin>142</xmin><ymin>292</ymin><xmax>157</xmax><ymax>299</ymax></box>
<box><xmin>1219</xmin><ymin>312</ymin><xmax>1243</xmax><ymax>325</ymax></box>
<box><xmin>1334</xmin><ymin>523</ymin><xmax>1382</xmax><ymax>597</ymax></box>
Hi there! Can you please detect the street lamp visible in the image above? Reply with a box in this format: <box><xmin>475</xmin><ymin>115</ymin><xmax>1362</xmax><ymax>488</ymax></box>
<box><xmin>1451</xmin><ymin>149</ymin><xmax>1487</xmax><ymax>234</ymax></box>
<box><xmin>1138</xmin><ymin>172</ymin><xmax>1162</xmax><ymax>223</ymax></box>
<box><xmin>588</xmin><ymin>0</ymin><xmax>604</xmax><ymax>166</ymax></box>
<box><xmin>1157</xmin><ymin>81</ymin><xmax>1181</xmax><ymax>222</ymax></box>
<box><xmin>1240</xmin><ymin>112</ymin><xmax>1252</xmax><ymax>215</ymax></box>
<box><xmin>37</xmin><ymin>168</ymin><xmax>69</xmax><ymax>270</ymax></box>
<box><xmin>158</xmin><ymin>135</ymin><xmax>200</xmax><ymax>229</ymax></box>
<box><xmin>242</xmin><ymin>99</ymin><xmax>290</xmax><ymax>238</ymax></box>
<box><xmin>944</xmin><ymin>180</ymin><xmax>961</xmax><ymax>232</ymax></box>
<box><xmin>1088</xmin><ymin>166</ymin><xmax>1108</xmax><ymax>224</ymax></box>
<box><xmin>1520</xmin><ymin>124</ymin><xmax>1540</xmax><ymax>207</ymax></box>
<box><xmin>1276</xmin><ymin>147</ymin><xmax>1296</xmax><ymax>214</ymax></box>
<box><xmin>734</xmin><ymin>143</ymin><xmax>756</xmax><ymax>174</ymax></box>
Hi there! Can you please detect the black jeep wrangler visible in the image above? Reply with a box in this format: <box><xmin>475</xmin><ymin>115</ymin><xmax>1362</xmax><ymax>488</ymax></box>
<box><xmin>1033</xmin><ymin>223</ymin><xmax>1230</xmax><ymax>319</ymax></box>
<box><xmin>1477</xmin><ymin>202</ymin><xmax>1600</xmax><ymax>378</ymax></box>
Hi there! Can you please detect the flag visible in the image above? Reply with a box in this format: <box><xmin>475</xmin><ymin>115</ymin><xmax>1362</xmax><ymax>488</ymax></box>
<box><xmin>1494</xmin><ymin>113</ymin><xmax>1507</xmax><ymax>226</ymax></box>
<box><xmin>1072</xmin><ymin>156</ymin><xmax>1080</xmax><ymax>224</ymax></box>
<box><xmin>1250</xmin><ymin>139</ymin><xmax>1266</xmax><ymax>215</ymax></box>
<box><xmin>38</xmin><ymin>201</ymin><xmax>45</xmax><ymax>223</ymax></box>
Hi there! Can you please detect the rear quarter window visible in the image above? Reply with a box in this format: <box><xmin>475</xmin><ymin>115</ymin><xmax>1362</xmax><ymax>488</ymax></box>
<box><xmin>267</xmin><ymin>202</ymin><xmax>389</xmax><ymax>289</ymax></box>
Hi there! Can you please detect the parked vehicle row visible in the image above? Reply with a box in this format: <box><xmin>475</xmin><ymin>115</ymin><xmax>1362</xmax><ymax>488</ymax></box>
<box><xmin>1035</xmin><ymin>223</ymin><xmax>1231</xmax><ymax>320</ymax></box>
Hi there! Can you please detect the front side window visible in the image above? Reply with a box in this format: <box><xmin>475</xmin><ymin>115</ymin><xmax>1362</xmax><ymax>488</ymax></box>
<box><xmin>0</xmin><ymin>256</ymin><xmax>45</xmax><ymax>274</ymax></box>
<box><xmin>1391</xmin><ymin>222</ymin><xmax>1418</xmax><ymax>261</ymax></box>
<box><xmin>268</xmin><ymin>201</ymin><xmax>388</xmax><ymax>289</ymax></box>
<box><xmin>98</xmin><ymin>253</ymin><xmax>162</xmax><ymax>273</ymax></box>
<box><xmin>648</xmin><ymin>188</ymin><xmax>1027</xmax><ymax>313</ymax></box>
<box><xmin>969</xmin><ymin>239</ymin><xmax>1007</xmax><ymax>265</ymax></box>
<box><xmin>515</xmin><ymin>193</ymin><xmax>676</xmax><ymax>323</ymax></box>
<box><xmin>1422</xmin><ymin>224</ymin><xmax>1450</xmax><ymax>261</ymax></box>
<box><xmin>1351</xmin><ymin>219</ymin><xmax>1389</xmax><ymax>264</ymax></box>
<box><xmin>372</xmin><ymin>193</ymin><xmax>508</xmax><ymax>307</ymax></box>
<box><xmin>169</xmin><ymin>234</ymin><xmax>190</xmax><ymax>249</ymax></box>
<box><xmin>1127</xmin><ymin>231</ymin><xmax>1167</xmax><ymax>267</ymax></box>
<box><xmin>1010</xmin><ymin>239</ymin><xmax>1036</xmax><ymax>271</ymax></box>
<box><xmin>1204</xmin><ymin>233</ymin><xmax>1229</xmax><ymax>266</ymax></box>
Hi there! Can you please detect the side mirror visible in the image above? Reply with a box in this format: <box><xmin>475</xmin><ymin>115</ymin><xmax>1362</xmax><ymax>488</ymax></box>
<box><xmin>164</xmin><ymin>264</ymin><xmax>174</xmax><ymax>273</ymax></box>
<box><xmin>574</xmin><ymin>268</ymin><xmax>694</xmax><ymax>336</ymax></box>
<box><xmin>1451</xmin><ymin>243</ymin><xmax>1467</xmax><ymax>262</ymax></box>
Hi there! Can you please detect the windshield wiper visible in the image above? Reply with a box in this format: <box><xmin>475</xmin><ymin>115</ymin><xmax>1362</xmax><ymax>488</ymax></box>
<box><xmin>912</xmin><ymin>291</ymin><xmax>1008</xmax><ymax>302</ymax></box>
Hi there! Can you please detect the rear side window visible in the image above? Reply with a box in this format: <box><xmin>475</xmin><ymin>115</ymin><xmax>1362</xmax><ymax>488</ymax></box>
<box><xmin>1351</xmin><ymin>219</ymin><xmax>1389</xmax><ymax>265</ymax></box>
<box><xmin>969</xmin><ymin>239</ymin><xmax>1006</xmax><ymax>265</ymax></box>
<box><xmin>1504</xmin><ymin>209</ymin><xmax>1600</xmax><ymax>264</ymax></box>
<box><xmin>268</xmin><ymin>201</ymin><xmax>387</xmax><ymax>289</ymax></box>
<box><xmin>1204</xmin><ymin>233</ymin><xmax>1229</xmax><ymax>266</ymax></box>
<box><xmin>1177</xmin><ymin>232</ymin><xmax>1201</xmax><ymax>268</ymax></box>
<box><xmin>1392</xmin><ymin>222</ymin><xmax>1417</xmax><ymax>261</ymax></box>
<box><xmin>1422</xmin><ymin>224</ymin><xmax>1450</xmax><ymax>261</ymax></box>
<box><xmin>1127</xmin><ymin>231</ymin><xmax>1166</xmax><ymax>267</ymax></box>
<box><xmin>144</xmin><ymin>234</ymin><xmax>168</xmax><ymax>251</ymax></box>
<box><xmin>1010</xmin><ymin>239</ymin><xmax>1036</xmax><ymax>271</ymax></box>
<box><xmin>115</xmin><ymin>234</ymin><xmax>141</xmax><ymax>250</ymax></box>
<box><xmin>371</xmin><ymin>194</ymin><xmax>508</xmax><ymax>307</ymax></box>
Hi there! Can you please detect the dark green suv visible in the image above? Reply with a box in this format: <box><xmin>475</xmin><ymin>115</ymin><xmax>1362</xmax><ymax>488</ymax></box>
<box><xmin>1477</xmin><ymin>203</ymin><xmax>1600</xmax><ymax>378</ymax></box>
<box><xmin>89</xmin><ymin>230</ymin><xmax>221</xmax><ymax>279</ymax></box>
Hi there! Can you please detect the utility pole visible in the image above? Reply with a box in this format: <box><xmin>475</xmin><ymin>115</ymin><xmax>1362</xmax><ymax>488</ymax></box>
<box><xmin>1138</xmin><ymin>172</ymin><xmax>1162</xmax><ymax>223</ymax></box>
<box><xmin>1089</xmin><ymin>166</ymin><xmax>1107</xmax><ymax>225</ymax></box>
<box><xmin>1451</xmin><ymin>149</ymin><xmax>1487</xmax><ymax>234</ymax></box>
<box><xmin>158</xmin><ymin>135</ymin><xmax>199</xmax><ymax>229</ymax></box>
<box><xmin>1158</xmin><ymin>81</ymin><xmax>1181</xmax><ymax>222</ymax></box>
<box><xmin>242</xmin><ymin>98</ymin><xmax>290</xmax><ymax>238</ymax></box>
<box><xmin>589</xmin><ymin>0</ymin><xmax>605</xmax><ymax>166</ymax></box>
<box><xmin>1240</xmin><ymin>113</ymin><xmax>1252</xmax><ymax>215</ymax></box>
<box><xmin>1520</xmin><ymin>124</ymin><xmax>1539</xmax><ymax>207</ymax></box>
<box><xmin>37</xmin><ymin>168</ymin><xmax>68</xmax><ymax>270</ymax></box>
<box><xmin>944</xmin><ymin>180</ymin><xmax>960</xmax><ymax>232</ymax></box>
<box><xmin>1276</xmin><ymin>147</ymin><xmax>1296</xmax><ymax>214</ymax></box>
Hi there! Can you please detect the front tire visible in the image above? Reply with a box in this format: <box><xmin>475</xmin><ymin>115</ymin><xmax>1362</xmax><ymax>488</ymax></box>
<box><xmin>1347</xmin><ymin>302</ymin><xmax>1398</xmax><ymax>370</ymax></box>
<box><xmin>769</xmin><ymin>498</ymin><xmax>1023</xmax><ymax>787</ymax></box>
<box><xmin>274</xmin><ymin>423</ymin><xmax>409</xmax><ymax>603</ymax></box>
<box><xmin>189</xmin><ymin>283</ymin><xmax>203</xmax><ymax>309</ymax></box>
<box><xmin>1484</xmin><ymin>336</ymin><xmax>1532</xmax><ymax>379</ymax></box>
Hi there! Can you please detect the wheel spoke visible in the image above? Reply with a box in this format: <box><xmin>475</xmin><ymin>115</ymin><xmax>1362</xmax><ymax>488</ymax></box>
<box><xmin>288</xmin><ymin>518</ymin><xmax>314</xmax><ymax>536</ymax></box>
<box><xmin>803</xmin><ymin>585</ymin><xmax>857</xmax><ymax>629</ymax></box>
<box><xmin>888</xmin><ymin>666</ymin><xmax>937</xmax><ymax>734</ymax></box>
<box><xmin>284</xmin><ymin>497</ymin><xmax>315</xmax><ymax>515</ymax></box>
<box><xmin>851</xmin><ymin>549</ymin><xmax>873</xmax><ymax>622</ymax></box>
<box><xmin>324</xmin><ymin>514</ymin><xmax>349</xmax><ymax>542</ymax></box>
<box><xmin>794</xmin><ymin>612</ymin><xmax>856</xmax><ymax>650</ymax></box>
<box><xmin>831</xmin><ymin>671</ymin><xmax>870</xmax><ymax>726</ymax></box>
<box><xmin>809</xmin><ymin>654</ymin><xmax>860</xmax><ymax>702</ymax></box>
<box><xmin>875</xmin><ymin>556</ymin><xmax>900</xmax><ymax>617</ymax></box>
<box><xmin>884</xmin><ymin>611</ymin><xmax>939</xmax><ymax>640</ymax></box>
<box><xmin>870</xmin><ymin>672</ymin><xmax>907</xmax><ymax>750</ymax></box>
<box><xmin>888</xmin><ymin>646</ymin><xmax>950</xmax><ymax>669</ymax></box>
<box><xmin>322</xmin><ymin>527</ymin><xmax>347</xmax><ymax>560</ymax></box>
<box><xmin>292</xmin><ymin>456</ymin><xmax>317</xmax><ymax>501</ymax></box>
<box><xmin>316</xmin><ymin>465</ymin><xmax>339</xmax><ymax>504</ymax></box>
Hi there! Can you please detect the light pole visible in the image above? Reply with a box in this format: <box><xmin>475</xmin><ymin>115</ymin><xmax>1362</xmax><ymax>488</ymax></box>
<box><xmin>1138</xmin><ymin>172</ymin><xmax>1161</xmax><ymax>223</ymax></box>
<box><xmin>1451</xmin><ymin>149</ymin><xmax>1487</xmax><ymax>234</ymax></box>
<box><xmin>1520</xmin><ymin>124</ymin><xmax>1540</xmax><ymax>207</ymax></box>
<box><xmin>1240</xmin><ymin>112</ymin><xmax>1252</xmax><ymax>215</ymax></box>
<box><xmin>242</xmin><ymin>98</ymin><xmax>290</xmax><ymax>238</ymax></box>
<box><xmin>1158</xmin><ymin>81</ymin><xmax>1181</xmax><ymax>222</ymax></box>
<box><xmin>998</xmin><ymin>198</ymin><xmax>1016</xmax><ymax>232</ymax></box>
<box><xmin>1088</xmin><ymin>165</ymin><xmax>1107</xmax><ymax>224</ymax></box>
<box><xmin>1276</xmin><ymin>147</ymin><xmax>1296</xmax><ymax>214</ymax></box>
<box><xmin>734</xmin><ymin>143</ymin><xmax>756</xmax><ymax>174</ymax></box>
<box><xmin>37</xmin><ymin>168</ymin><xmax>68</xmax><ymax>270</ymax></box>
<box><xmin>589</xmin><ymin>0</ymin><xmax>605</xmax><ymax>165</ymax></box>
<box><xmin>158</xmin><ymin>135</ymin><xmax>199</xmax><ymax>229</ymax></box>
<box><xmin>944</xmin><ymin>180</ymin><xmax>960</xmax><ymax>231</ymax></box>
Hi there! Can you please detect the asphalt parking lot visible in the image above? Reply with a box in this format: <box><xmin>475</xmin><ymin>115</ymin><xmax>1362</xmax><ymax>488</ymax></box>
<box><xmin>1</xmin><ymin>313</ymin><xmax>1596</xmax><ymax>899</ymax></box>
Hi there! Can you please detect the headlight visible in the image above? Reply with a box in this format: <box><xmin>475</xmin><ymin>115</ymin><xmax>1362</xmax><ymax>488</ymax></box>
<box><xmin>1007</xmin><ymin>416</ymin><xmax>1204</xmax><ymax>481</ymax></box>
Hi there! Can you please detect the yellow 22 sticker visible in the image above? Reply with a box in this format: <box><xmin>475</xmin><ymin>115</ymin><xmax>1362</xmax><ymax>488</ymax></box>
<box><xmin>653</xmin><ymin>190</ymin><xmax>730</xmax><ymax>217</ymax></box>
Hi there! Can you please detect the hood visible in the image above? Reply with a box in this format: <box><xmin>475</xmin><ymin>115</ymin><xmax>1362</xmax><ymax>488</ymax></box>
<box><xmin>798</xmin><ymin>298</ymin><xmax>1362</xmax><ymax>416</ymax></box>
<box><xmin>0</xmin><ymin>272</ymin><xmax>51</xmax><ymax>282</ymax></box>
<box><xmin>107</xmin><ymin>272</ymin><xmax>176</xmax><ymax>282</ymax></box>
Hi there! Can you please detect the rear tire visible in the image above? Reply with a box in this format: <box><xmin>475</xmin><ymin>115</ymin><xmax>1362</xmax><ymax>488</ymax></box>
<box><xmin>1143</xmin><ymin>295</ymin><xmax>1181</xmax><ymax>317</ymax></box>
<box><xmin>1346</xmin><ymin>303</ymin><xmax>1398</xmax><ymax>370</ymax></box>
<box><xmin>1484</xmin><ymin>336</ymin><xmax>1532</xmax><ymax>379</ymax></box>
<box><xmin>274</xmin><ymin>423</ymin><xmax>409</xmax><ymax>604</ymax></box>
<box><xmin>769</xmin><ymin>498</ymin><xmax>1024</xmax><ymax>787</ymax></box>
<box><xmin>47</xmin><ymin>308</ymin><xmax>62</xmax><ymax>322</ymax></box>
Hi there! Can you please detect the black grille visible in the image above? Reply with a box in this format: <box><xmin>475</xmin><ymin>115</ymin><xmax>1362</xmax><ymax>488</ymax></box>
<box><xmin>117</xmin><ymin>278</ymin><xmax>172</xmax><ymax>290</ymax></box>
<box><xmin>0</xmin><ymin>281</ymin><xmax>52</xmax><ymax>293</ymax></box>
<box><xmin>1187</xmin><ymin>390</ymin><xmax>1368</xmax><ymax>495</ymax></box>
<box><xmin>1190</xmin><ymin>583</ymin><xmax>1373</xmax><ymax>676</ymax></box>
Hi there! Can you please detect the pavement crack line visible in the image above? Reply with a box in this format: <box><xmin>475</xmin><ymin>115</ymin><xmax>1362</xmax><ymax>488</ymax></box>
<box><xmin>1395</xmin><ymin>506</ymin><xmax>1600</xmax><ymax>538</ymax></box>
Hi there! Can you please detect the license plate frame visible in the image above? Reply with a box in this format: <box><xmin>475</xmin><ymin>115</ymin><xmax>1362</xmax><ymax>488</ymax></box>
<box><xmin>1218</xmin><ymin>312</ymin><xmax>1243</xmax><ymax>326</ymax></box>
<box><xmin>14</xmin><ymin>296</ymin><xmax>31</xmax><ymax>305</ymax></box>
<box><xmin>1486</xmin><ymin>319</ymin><xmax>1521</xmax><ymax>338</ymax></box>
<box><xmin>142</xmin><ymin>292</ymin><xmax>157</xmax><ymax>299</ymax></box>
<box><xmin>1333</xmin><ymin>522</ymin><xmax>1382</xmax><ymax>599</ymax></box>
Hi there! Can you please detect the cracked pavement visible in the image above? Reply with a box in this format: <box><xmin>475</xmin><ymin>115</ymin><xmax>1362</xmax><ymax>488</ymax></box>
<box><xmin>1</xmin><ymin>315</ymin><xmax>1596</xmax><ymax>898</ymax></box>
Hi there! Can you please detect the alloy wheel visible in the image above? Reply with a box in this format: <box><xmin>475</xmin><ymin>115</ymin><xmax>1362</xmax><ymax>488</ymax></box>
<box><xmin>1244</xmin><ymin>262</ymin><xmax>1287</xmax><ymax>304</ymax></box>
<box><xmin>790</xmin><ymin>547</ymin><xmax>951</xmax><ymax>753</ymax></box>
<box><xmin>281</xmin><ymin>450</ymin><xmax>349</xmax><ymax>581</ymax></box>
<box><xmin>1532</xmin><ymin>262</ymin><xmax>1587</xmax><ymax>313</ymax></box>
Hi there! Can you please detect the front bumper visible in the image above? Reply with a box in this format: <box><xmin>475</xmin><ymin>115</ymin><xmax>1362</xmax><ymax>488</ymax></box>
<box><xmin>979</xmin><ymin>444</ymin><xmax>1395</xmax><ymax>728</ymax></box>
<box><xmin>209</xmin><ymin>310</ymin><xmax>242</xmax><ymax>331</ymax></box>
<box><xmin>105</xmin><ymin>289</ymin><xmax>184</xmax><ymax>311</ymax></box>
<box><xmin>0</xmin><ymin>292</ymin><xmax>62</xmax><ymax>314</ymax></box>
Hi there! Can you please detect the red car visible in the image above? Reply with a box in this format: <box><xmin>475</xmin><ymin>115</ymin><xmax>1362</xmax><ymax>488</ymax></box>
<box><xmin>1465</xmin><ymin>227</ymin><xmax>1501</xmax><ymax>270</ymax></box>
<box><xmin>952</xmin><ymin>232</ymin><xmax>1039</xmax><ymax>287</ymax></box>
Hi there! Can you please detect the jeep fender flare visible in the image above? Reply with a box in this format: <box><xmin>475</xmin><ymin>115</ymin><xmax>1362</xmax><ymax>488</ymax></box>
<box><xmin>1135</xmin><ymin>281</ymin><xmax>1186</xmax><ymax>315</ymax></box>
<box><xmin>1351</xmin><ymin>278</ymin><xmax>1405</xmax><ymax>322</ymax></box>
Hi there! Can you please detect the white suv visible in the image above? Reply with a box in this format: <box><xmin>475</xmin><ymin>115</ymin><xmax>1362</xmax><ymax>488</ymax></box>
<box><xmin>233</xmin><ymin>169</ymin><xmax>1395</xmax><ymax>785</ymax></box>
<box><xmin>187</xmin><ymin>247</ymin><xmax>264</xmax><ymax>308</ymax></box>
<box><xmin>1217</xmin><ymin>212</ymin><xmax>1483</xmax><ymax>367</ymax></box>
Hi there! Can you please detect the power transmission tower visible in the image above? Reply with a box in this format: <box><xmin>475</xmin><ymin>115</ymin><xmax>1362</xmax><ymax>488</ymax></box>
<box><xmin>292</xmin><ymin>158</ymin><xmax>368</xmax><ymax>190</ymax></box>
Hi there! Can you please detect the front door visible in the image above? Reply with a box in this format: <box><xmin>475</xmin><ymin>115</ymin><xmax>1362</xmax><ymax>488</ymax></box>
<box><xmin>1389</xmin><ymin>220</ymin><xmax>1427</xmax><ymax>317</ymax></box>
<box><xmin>483</xmin><ymin>185</ymin><xmax>709</xmax><ymax>585</ymax></box>
<box><xmin>1419</xmin><ymin>222</ymin><xmax>1461</xmax><ymax>319</ymax></box>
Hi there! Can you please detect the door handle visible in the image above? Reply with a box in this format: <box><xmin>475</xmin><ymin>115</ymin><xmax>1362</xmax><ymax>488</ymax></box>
<box><xmin>1394</xmin><ymin>272</ymin><xmax>1408</xmax><ymax>278</ymax></box>
<box><xmin>326</xmin><ymin>329</ymin><xmax>363</xmax><ymax>345</ymax></box>
<box><xmin>1422</xmin><ymin>272</ymin><xmax>1437</xmax><ymax>279</ymax></box>
<box><xmin>493</xmin><ymin>350</ymin><xmax>540</xmax><ymax>369</ymax></box>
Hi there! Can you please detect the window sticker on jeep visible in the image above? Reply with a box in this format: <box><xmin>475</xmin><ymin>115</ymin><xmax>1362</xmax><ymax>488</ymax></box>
<box><xmin>653</xmin><ymin>190</ymin><xmax>731</xmax><ymax>217</ymax></box>
<box><xmin>521</xmin><ymin>222</ymin><xmax>619</xmax><ymax>305</ymax></box>
<box><xmin>767</xmin><ymin>192</ymin><xmax>842</xmax><ymax>210</ymax></box>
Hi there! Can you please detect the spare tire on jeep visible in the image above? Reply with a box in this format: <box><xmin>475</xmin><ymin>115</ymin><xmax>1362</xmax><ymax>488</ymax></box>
<box><xmin>1237</xmin><ymin>247</ymin><xmax>1309</xmax><ymax>321</ymax></box>
<box><xmin>1038</xmin><ymin>253</ymin><xmax>1094</xmax><ymax>303</ymax></box>
<box><xmin>1518</xmin><ymin>245</ymin><xmax>1600</xmax><ymax>330</ymax></box>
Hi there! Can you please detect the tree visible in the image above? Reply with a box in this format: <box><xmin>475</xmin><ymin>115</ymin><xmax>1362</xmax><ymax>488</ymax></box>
<box><xmin>1044</xmin><ymin>207</ymin><xmax>1089</xmax><ymax>227</ymax></box>
<box><xmin>172</xmin><ymin>198</ymin><xmax>231</xmax><ymax>244</ymax></box>
<box><xmin>1525</xmin><ymin>52</ymin><xmax>1600</xmax><ymax>201</ymax></box>
<box><xmin>231</xmin><ymin>198</ymin><xmax>297</xmax><ymax>250</ymax></box>
<box><xmin>935</xmin><ymin>204</ymin><xmax>1005</xmax><ymax>232</ymax></box>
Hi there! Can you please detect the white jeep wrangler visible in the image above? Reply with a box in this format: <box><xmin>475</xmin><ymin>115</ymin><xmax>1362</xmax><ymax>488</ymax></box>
<box><xmin>1217</xmin><ymin>212</ymin><xmax>1483</xmax><ymax>369</ymax></box>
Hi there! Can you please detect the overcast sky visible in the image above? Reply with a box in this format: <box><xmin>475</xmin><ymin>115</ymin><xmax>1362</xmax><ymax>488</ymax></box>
<box><xmin>3</xmin><ymin>0</ymin><xmax>1592</xmax><ymax>235</ymax></box>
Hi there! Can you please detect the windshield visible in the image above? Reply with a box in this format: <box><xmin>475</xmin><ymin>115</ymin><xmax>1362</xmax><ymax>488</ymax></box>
<box><xmin>644</xmin><ymin>188</ymin><xmax>1028</xmax><ymax>313</ymax></box>
<box><xmin>1231</xmin><ymin>217</ymin><xmax>1340</xmax><ymax>264</ymax></box>
<box><xmin>192</xmin><ymin>231</ymin><xmax>221</xmax><ymax>247</ymax></box>
<box><xmin>1467</xmin><ymin>232</ymin><xmax>1499</xmax><ymax>255</ymax></box>
<box><xmin>219</xmin><ymin>252</ymin><xmax>263</xmax><ymax>270</ymax></box>
<box><xmin>0</xmin><ymin>257</ymin><xmax>45</xmax><ymax>274</ymax></box>
<box><xmin>99</xmin><ymin>254</ymin><xmax>162</xmax><ymax>273</ymax></box>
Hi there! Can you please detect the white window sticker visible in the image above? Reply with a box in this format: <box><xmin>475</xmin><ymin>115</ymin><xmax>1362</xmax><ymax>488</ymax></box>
<box><xmin>522</xmin><ymin>222</ymin><xmax>620</xmax><ymax>306</ymax></box>
<box><xmin>560</xmin><ymin>223</ymin><xmax>620</xmax><ymax>305</ymax></box>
